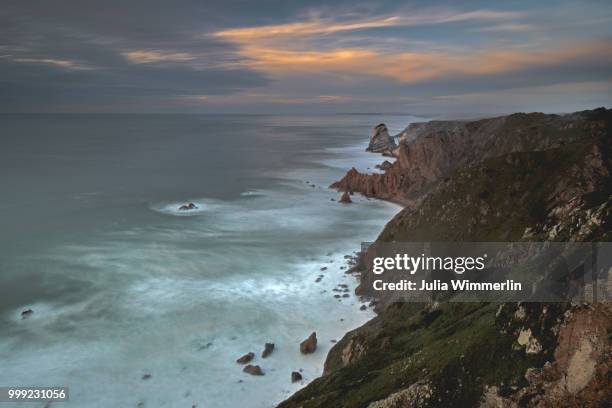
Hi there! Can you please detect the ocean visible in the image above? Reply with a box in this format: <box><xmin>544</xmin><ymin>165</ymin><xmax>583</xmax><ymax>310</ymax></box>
<box><xmin>0</xmin><ymin>114</ymin><xmax>415</xmax><ymax>407</ymax></box>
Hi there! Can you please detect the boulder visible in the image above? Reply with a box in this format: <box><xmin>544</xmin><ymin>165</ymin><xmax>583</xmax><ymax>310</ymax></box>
<box><xmin>291</xmin><ymin>371</ymin><xmax>303</xmax><ymax>383</ymax></box>
<box><xmin>339</xmin><ymin>192</ymin><xmax>352</xmax><ymax>204</ymax></box>
<box><xmin>243</xmin><ymin>365</ymin><xmax>264</xmax><ymax>376</ymax></box>
<box><xmin>262</xmin><ymin>343</ymin><xmax>275</xmax><ymax>358</ymax></box>
<box><xmin>366</xmin><ymin>124</ymin><xmax>397</xmax><ymax>153</ymax></box>
<box><xmin>300</xmin><ymin>332</ymin><xmax>317</xmax><ymax>354</ymax></box>
<box><xmin>236</xmin><ymin>352</ymin><xmax>255</xmax><ymax>364</ymax></box>
<box><xmin>178</xmin><ymin>202</ymin><xmax>198</xmax><ymax>211</ymax></box>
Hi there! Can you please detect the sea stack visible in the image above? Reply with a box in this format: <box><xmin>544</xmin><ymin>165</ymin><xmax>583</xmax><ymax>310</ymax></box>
<box><xmin>366</xmin><ymin>123</ymin><xmax>397</xmax><ymax>154</ymax></box>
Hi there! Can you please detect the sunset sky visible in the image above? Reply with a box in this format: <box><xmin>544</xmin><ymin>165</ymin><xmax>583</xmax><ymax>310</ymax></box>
<box><xmin>2</xmin><ymin>0</ymin><xmax>611</xmax><ymax>115</ymax></box>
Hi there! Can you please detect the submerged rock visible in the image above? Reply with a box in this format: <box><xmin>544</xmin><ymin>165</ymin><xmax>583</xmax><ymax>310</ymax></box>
<box><xmin>236</xmin><ymin>352</ymin><xmax>255</xmax><ymax>364</ymax></box>
<box><xmin>300</xmin><ymin>332</ymin><xmax>317</xmax><ymax>354</ymax></box>
<box><xmin>291</xmin><ymin>371</ymin><xmax>303</xmax><ymax>383</ymax></box>
<box><xmin>262</xmin><ymin>343</ymin><xmax>275</xmax><ymax>358</ymax></box>
<box><xmin>178</xmin><ymin>202</ymin><xmax>198</xmax><ymax>211</ymax></box>
<box><xmin>141</xmin><ymin>374</ymin><xmax>152</xmax><ymax>380</ymax></box>
<box><xmin>21</xmin><ymin>309</ymin><xmax>33</xmax><ymax>319</ymax></box>
<box><xmin>339</xmin><ymin>192</ymin><xmax>352</xmax><ymax>204</ymax></box>
<box><xmin>243</xmin><ymin>364</ymin><xmax>264</xmax><ymax>376</ymax></box>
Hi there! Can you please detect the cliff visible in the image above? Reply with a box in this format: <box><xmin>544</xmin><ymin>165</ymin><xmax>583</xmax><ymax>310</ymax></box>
<box><xmin>331</xmin><ymin>108</ymin><xmax>610</xmax><ymax>206</ymax></box>
<box><xmin>280</xmin><ymin>108</ymin><xmax>611</xmax><ymax>408</ymax></box>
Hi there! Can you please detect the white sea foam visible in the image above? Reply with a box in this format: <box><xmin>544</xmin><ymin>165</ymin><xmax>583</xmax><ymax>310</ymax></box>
<box><xmin>150</xmin><ymin>199</ymin><xmax>222</xmax><ymax>216</ymax></box>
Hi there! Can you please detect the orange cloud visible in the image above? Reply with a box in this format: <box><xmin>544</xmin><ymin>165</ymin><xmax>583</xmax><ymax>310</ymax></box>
<box><xmin>122</xmin><ymin>50</ymin><xmax>195</xmax><ymax>64</ymax></box>
<box><xmin>220</xmin><ymin>40</ymin><xmax>612</xmax><ymax>83</ymax></box>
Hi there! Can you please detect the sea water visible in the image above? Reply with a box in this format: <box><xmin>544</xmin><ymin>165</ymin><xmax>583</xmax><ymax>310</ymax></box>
<box><xmin>0</xmin><ymin>114</ymin><xmax>417</xmax><ymax>407</ymax></box>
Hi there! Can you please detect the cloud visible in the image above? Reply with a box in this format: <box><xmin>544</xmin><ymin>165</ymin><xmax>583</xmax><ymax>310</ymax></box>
<box><xmin>216</xmin><ymin>39</ymin><xmax>612</xmax><ymax>84</ymax></box>
<box><xmin>213</xmin><ymin>9</ymin><xmax>524</xmax><ymax>41</ymax></box>
<box><xmin>178</xmin><ymin>92</ymin><xmax>355</xmax><ymax>105</ymax></box>
<box><xmin>4</xmin><ymin>56</ymin><xmax>93</xmax><ymax>70</ymax></box>
<box><xmin>472</xmin><ymin>23</ymin><xmax>535</xmax><ymax>32</ymax></box>
<box><xmin>122</xmin><ymin>50</ymin><xmax>196</xmax><ymax>64</ymax></box>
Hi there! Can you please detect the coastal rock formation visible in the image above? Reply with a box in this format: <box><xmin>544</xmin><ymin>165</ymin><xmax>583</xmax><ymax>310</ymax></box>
<box><xmin>236</xmin><ymin>352</ymin><xmax>255</xmax><ymax>364</ymax></box>
<box><xmin>366</xmin><ymin>124</ymin><xmax>397</xmax><ymax>154</ymax></box>
<box><xmin>243</xmin><ymin>365</ymin><xmax>264</xmax><ymax>376</ymax></box>
<box><xmin>299</xmin><ymin>332</ymin><xmax>317</xmax><ymax>354</ymax></box>
<box><xmin>291</xmin><ymin>371</ymin><xmax>302</xmax><ymax>383</ymax></box>
<box><xmin>339</xmin><ymin>192</ymin><xmax>352</xmax><ymax>204</ymax></box>
<box><xmin>262</xmin><ymin>343</ymin><xmax>275</xmax><ymax>358</ymax></box>
<box><xmin>279</xmin><ymin>108</ymin><xmax>612</xmax><ymax>408</ymax></box>
<box><xmin>332</xmin><ymin>108</ymin><xmax>611</xmax><ymax>206</ymax></box>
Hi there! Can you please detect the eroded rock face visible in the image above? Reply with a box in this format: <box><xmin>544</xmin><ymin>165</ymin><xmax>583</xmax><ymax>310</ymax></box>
<box><xmin>481</xmin><ymin>304</ymin><xmax>612</xmax><ymax>408</ymax></box>
<box><xmin>367</xmin><ymin>124</ymin><xmax>397</xmax><ymax>154</ymax></box>
<box><xmin>300</xmin><ymin>332</ymin><xmax>317</xmax><ymax>354</ymax></box>
<box><xmin>367</xmin><ymin>380</ymin><xmax>432</xmax><ymax>408</ymax></box>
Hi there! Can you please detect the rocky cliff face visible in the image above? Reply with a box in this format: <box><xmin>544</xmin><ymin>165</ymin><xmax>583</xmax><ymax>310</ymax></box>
<box><xmin>279</xmin><ymin>108</ymin><xmax>611</xmax><ymax>408</ymax></box>
<box><xmin>366</xmin><ymin>123</ymin><xmax>398</xmax><ymax>154</ymax></box>
<box><xmin>332</xmin><ymin>109</ymin><xmax>610</xmax><ymax>206</ymax></box>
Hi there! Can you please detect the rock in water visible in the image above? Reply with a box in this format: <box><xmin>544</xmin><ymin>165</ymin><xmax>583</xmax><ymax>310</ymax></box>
<box><xmin>339</xmin><ymin>192</ymin><xmax>352</xmax><ymax>204</ymax></box>
<box><xmin>178</xmin><ymin>202</ymin><xmax>198</xmax><ymax>211</ymax></box>
<box><xmin>262</xmin><ymin>343</ymin><xmax>275</xmax><ymax>358</ymax></box>
<box><xmin>291</xmin><ymin>371</ymin><xmax>303</xmax><ymax>383</ymax></box>
<box><xmin>236</xmin><ymin>352</ymin><xmax>255</xmax><ymax>364</ymax></box>
<box><xmin>366</xmin><ymin>123</ymin><xmax>397</xmax><ymax>153</ymax></box>
<box><xmin>300</xmin><ymin>332</ymin><xmax>317</xmax><ymax>354</ymax></box>
<box><xmin>21</xmin><ymin>309</ymin><xmax>33</xmax><ymax>319</ymax></box>
<box><xmin>243</xmin><ymin>365</ymin><xmax>264</xmax><ymax>376</ymax></box>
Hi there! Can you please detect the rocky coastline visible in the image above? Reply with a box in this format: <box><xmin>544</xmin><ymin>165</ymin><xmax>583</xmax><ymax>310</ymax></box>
<box><xmin>279</xmin><ymin>107</ymin><xmax>611</xmax><ymax>408</ymax></box>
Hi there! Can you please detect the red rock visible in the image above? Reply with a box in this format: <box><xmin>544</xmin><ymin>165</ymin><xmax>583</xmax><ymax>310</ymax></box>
<box><xmin>236</xmin><ymin>352</ymin><xmax>254</xmax><ymax>364</ymax></box>
<box><xmin>300</xmin><ymin>332</ymin><xmax>317</xmax><ymax>354</ymax></box>
<box><xmin>243</xmin><ymin>365</ymin><xmax>264</xmax><ymax>376</ymax></box>
<box><xmin>339</xmin><ymin>192</ymin><xmax>352</xmax><ymax>204</ymax></box>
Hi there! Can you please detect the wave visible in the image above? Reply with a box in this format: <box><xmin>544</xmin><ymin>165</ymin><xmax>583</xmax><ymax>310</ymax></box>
<box><xmin>149</xmin><ymin>199</ymin><xmax>219</xmax><ymax>216</ymax></box>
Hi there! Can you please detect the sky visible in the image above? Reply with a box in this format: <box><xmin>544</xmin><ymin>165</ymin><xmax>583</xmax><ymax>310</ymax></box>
<box><xmin>1</xmin><ymin>0</ymin><xmax>611</xmax><ymax>115</ymax></box>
